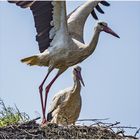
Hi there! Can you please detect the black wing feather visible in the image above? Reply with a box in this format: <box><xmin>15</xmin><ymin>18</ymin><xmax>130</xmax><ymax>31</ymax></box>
<box><xmin>91</xmin><ymin>1</ymin><xmax>110</xmax><ymax>20</ymax></box>
<box><xmin>100</xmin><ymin>1</ymin><xmax>110</xmax><ymax>6</ymax></box>
<box><xmin>95</xmin><ymin>5</ymin><xmax>104</xmax><ymax>14</ymax></box>
<box><xmin>91</xmin><ymin>9</ymin><xmax>98</xmax><ymax>20</ymax></box>
<box><xmin>31</xmin><ymin>2</ymin><xmax>53</xmax><ymax>53</ymax></box>
<box><xmin>8</xmin><ymin>1</ymin><xmax>53</xmax><ymax>53</ymax></box>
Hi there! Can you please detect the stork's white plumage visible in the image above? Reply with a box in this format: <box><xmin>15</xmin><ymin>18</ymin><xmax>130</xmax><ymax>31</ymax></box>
<box><xmin>47</xmin><ymin>66</ymin><xmax>84</xmax><ymax>125</ymax></box>
<box><xmin>9</xmin><ymin>1</ymin><xmax>119</xmax><ymax>124</ymax></box>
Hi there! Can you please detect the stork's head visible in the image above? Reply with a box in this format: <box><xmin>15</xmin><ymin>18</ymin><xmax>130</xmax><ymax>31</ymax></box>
<box><xmin>96</xmin><ymin>21</ymin><xmax>120</xmax><ymax>38</ymax></box>
<box><xmin>73</xmin><ymin>65</ymin><xmax>85</xmax><ymax>87</ymax></box>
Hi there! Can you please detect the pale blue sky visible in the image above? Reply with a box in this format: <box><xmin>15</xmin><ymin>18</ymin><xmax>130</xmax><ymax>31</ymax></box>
<box><xmin>0</xmin><ymin>1</ymin><xmax>140</xmax><ymax>135</ymax></box>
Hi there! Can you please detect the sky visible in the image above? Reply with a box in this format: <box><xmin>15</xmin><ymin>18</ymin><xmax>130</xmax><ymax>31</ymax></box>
<box><xmin>0</xmin><ymin>1</ymin><xmax>140</xmax><ymax>135</ymax></box>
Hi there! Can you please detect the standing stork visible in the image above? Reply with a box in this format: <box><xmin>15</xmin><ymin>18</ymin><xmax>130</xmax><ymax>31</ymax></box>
<box><xmin>8</xmin><ymin>1</ymin><xmax>119</xmax><ymax>124</ymax></box>
<box><xmin>47</xmin><ymin>65</ymin><xmax>84</xmax><ymax>126</ymax></box>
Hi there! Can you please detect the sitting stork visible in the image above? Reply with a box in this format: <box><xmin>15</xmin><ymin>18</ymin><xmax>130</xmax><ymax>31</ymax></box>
<box><xmin>47</xmin><ymin>66</ymin><xmax>84</xmax><ymax>126</ymax></box>
<box><xmin>9</xmin><ymin>1</ymin><xmax>119</xmax><ymax>124</ymax></box>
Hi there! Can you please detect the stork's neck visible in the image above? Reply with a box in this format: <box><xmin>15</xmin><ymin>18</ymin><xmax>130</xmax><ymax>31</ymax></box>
<box><xmin>73</xmin><ymin>76</ymin><xmax>81</xmax><ymax>94</ymax></box>
<box><xmin>84</xmin><ymin>28</ymin><xmax>100</xmax><ymax>56</ymax></box>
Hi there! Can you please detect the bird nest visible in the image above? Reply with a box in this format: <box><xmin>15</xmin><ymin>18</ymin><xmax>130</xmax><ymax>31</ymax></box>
<box><xmin>0</xmin><ymin>118</ymin><xmax>139</xmax><ymax>139</ymax></box>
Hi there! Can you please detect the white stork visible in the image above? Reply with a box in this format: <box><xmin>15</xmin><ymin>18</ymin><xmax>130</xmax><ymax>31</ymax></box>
<box><xmin>8</xmin><ymin>1</ymin><xmax>119</xmax><ymax>124</ymax></box>
<box><xmin>47</xmin><ymin>65</ymin><xmax>84</xmax><ymax>126</ymax></box>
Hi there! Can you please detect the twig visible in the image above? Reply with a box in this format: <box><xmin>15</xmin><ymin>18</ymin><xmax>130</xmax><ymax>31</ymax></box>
<box><xmin>16</xmin><ymin>127</ymin><xmax>39</xmax><ymax>137</ymax></box>
<box><xmin>29</xmin><ymin>117</ymin><xmax>41</xmax><ymax>122</ymax></box>
<box><xmin>20</xmin><ymin>117</ymin><xmax>41</xmax><ymax>125</ymax></box>
<box><xmin>77</xmin><ymin>118</ymin><xmax>109</xmax><ymax>122</ymax></box>
<box><xmin>112</xmin><ymin>126</ymin><xmax>137</xmax><ymax>129</ymax></box>
<box><xmin>134</xmin><ymin>127</ymin><xmax>140</xmax><ymax>137</ymax></box>
<box><xmin>90</xmin><ymin>121</ymin><xmax>119</xmax><ymax>127</ymax></box>
<box><xmin>22</xmin><ymin>129</ymin><xmax>39</xmax><ymax>137</ymax></box>
<box><xmin>94</xmin><ymin>121</ymin><xmax>137</xmax><ymax>130</ymax></box>
<box><xmin>106</xmin><ymin>121</ymin><xmax>120</xmax><ymax>127</ymax></box>
<box><xmin>0</xmin><ymin>131</ymin><xmax>9</xmax><ymax>139</ymax></box>
<box><xmin>123</xmin><ymin>134</ymin><xmax>137</xmax><ymax>139</ymax></box>
<box><xmin>116</xmin><ymin>130</ymin><xmax>125</xmax><ymax>135</ymax></box>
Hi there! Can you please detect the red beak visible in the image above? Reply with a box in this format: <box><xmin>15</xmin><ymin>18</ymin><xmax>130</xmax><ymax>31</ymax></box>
<box><xmin>103</xmin><ymin>26</ymin><xmax>120</xmax><ymax>38</ymax></box>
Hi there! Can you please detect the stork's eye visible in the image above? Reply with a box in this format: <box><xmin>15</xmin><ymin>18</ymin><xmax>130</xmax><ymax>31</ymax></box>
<box><xmin>99</xmin><ymin>23</ymin><xmax>104</xmax><ymax>26</ymax></box>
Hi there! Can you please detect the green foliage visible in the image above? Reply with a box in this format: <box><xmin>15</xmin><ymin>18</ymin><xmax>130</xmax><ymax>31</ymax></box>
<box><xmin>0</xmin><ymin>99</ymin><xmax>30</xmax><ymax>127</ymax></box>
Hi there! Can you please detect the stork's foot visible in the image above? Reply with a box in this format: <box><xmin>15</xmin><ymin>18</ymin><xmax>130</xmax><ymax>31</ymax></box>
<box><xmin>41</xmin><ymin>118</ymin><xmax>48</xmax><ymax>127</ymax></box>
<box><xmin>42</xmin><ymin>118</ymin><xmax>47</xmax><ymax>124</ymax></box>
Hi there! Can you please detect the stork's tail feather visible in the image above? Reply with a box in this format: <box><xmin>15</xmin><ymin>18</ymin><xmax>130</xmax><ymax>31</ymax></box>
<box><xmin>21</xmin><ymin>56</ymin><xmax>39</xmax><ymax>66</ymax></box>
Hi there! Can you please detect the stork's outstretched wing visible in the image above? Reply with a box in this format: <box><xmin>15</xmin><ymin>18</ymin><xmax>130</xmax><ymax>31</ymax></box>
<box><xmin>9</xmin><ymin>1</ymin><xmax>68</xmax><ymax>53</ymax></box>
<box><xmin>67</xmin><ymin>1</ymin><xmax>109</xmax><ymax>20</ymax></box>
<box><xmin>68</xmin><ymin>0</ymin><xmax>110</xmax><ymax>43</ymax></box>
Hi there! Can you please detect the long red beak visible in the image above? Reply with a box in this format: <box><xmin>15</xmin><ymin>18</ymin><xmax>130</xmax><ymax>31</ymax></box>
<box><xmin>77</xmin><ymin>71</ymin><xmax>85</xmax><ymax>87</ymax></box>
<box><xmin>103</xmin><ymin>26</ymin><xmax>120</xmax><ymax>38</ymax></box>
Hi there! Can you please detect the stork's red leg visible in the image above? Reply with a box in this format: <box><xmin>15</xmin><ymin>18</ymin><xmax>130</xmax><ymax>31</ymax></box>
<box><xmin>39</xmin><ymin>67</ymin><xmax>54</xmax><ymax>124</ymax></box>
<box><xmin>43</xmin><ymin>73</ymin><xmax>61</xmax><ymax>115</ymax></box>
<box><xmin>43</xmin><ymin>69</ymin><xmax>66</xmax><ymax>119</ymax></box>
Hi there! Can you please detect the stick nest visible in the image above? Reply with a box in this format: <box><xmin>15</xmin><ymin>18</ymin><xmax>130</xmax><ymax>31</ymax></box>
<box><xmin>0</xmin><ymin>120</ymin><xmax>138</xmax><ymax>139</ymax></box>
